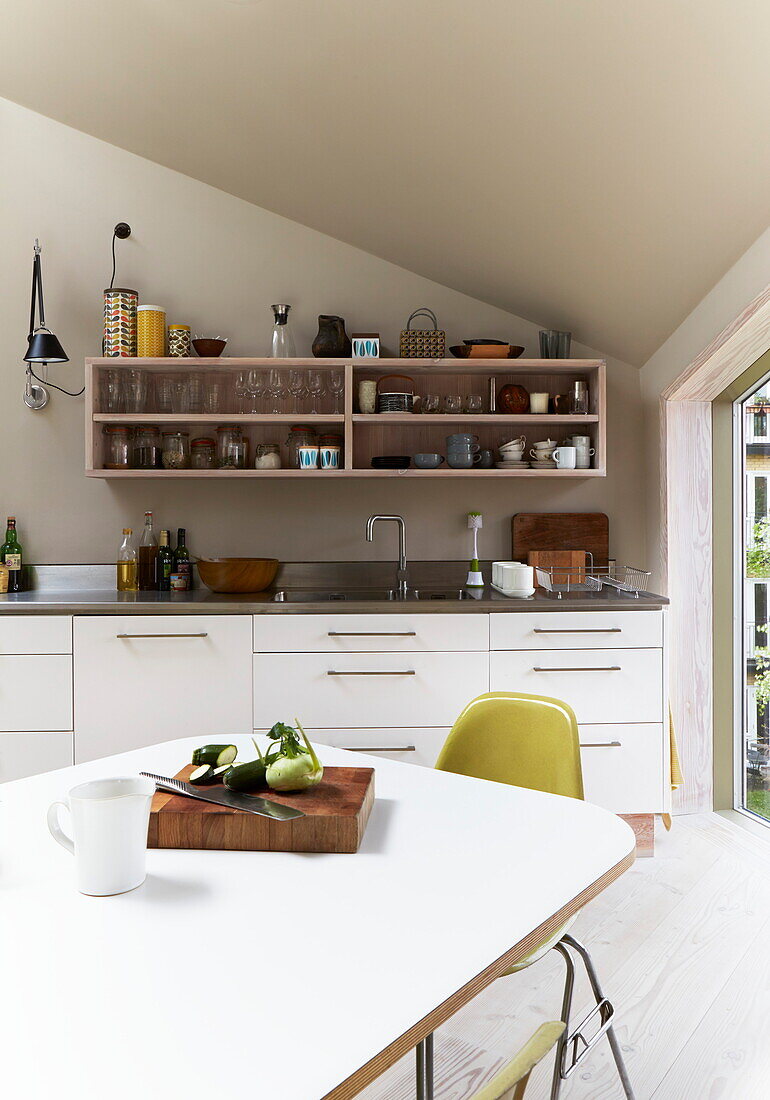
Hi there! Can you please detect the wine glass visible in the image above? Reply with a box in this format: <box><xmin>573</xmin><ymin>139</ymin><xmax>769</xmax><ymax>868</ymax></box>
<box><xmin>247</xmin><ymin>370</ymin><xmax>265</xmax><ymax>413</ymax></box>
<box><xmin>307</xmin><ymin>370</ymin><xmax>326</xmax><ymax>415</ymax></box>
<box><xmin>234</xmin><ymin>372</ymin><xmax>248</xmax><ymax>413</ymax></box>
<box><xmin>328</xmin><ymin>370</ymin><xmax>344</xmax><ymax>414</ymax></box>
<box><xmin>266</xmin><ymin>368</ymin><xmax>286</xmax><ymax>414</ymax></box>
<box><xmin>288</xmin><ymin>369</ymin><xmax>307</xmax><ymax>414</ymax></box>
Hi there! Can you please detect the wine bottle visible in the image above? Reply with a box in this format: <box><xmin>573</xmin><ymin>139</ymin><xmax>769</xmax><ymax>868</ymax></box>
<box><xmin>116</xmin><ymin>528</ymin><xmax>138</xmax><ymax>592</ymax></box>
<box><xmin>173</xmin><ymin>527</ymin><xmax>192</xmax><ymax>590</ymax></box>
<box><xmin>1</xmin><ymin>516</ymin><xmax>23</xmax><ymax>593</ymax></box>
<box><xmin>157</xmin><ymin>530</ymin><xmax>173</xmax><ymax>592</ymax></box>
<box><xmin>138</xmin><ymin>511</ymin><xmax>159</xmax><ymax>591</ymax></box>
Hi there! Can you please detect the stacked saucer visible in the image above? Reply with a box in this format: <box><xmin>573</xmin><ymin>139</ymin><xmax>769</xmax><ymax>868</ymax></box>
<box><xmin>496</xmin><ymin>457</ymin><xmax>530</xmax><ymax>469</ymax></box>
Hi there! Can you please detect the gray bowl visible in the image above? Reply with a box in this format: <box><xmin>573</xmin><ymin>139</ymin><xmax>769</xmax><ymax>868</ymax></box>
<box><xmin>414</xmin><ymin>453</ymin><xmax>445</xmax><ymax>469</ymax></box>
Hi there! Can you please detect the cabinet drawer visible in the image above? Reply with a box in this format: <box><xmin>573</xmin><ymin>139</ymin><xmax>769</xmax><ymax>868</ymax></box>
<box><xmin>490</xmin><ymin>649</ymin><xmax>662</xmax><ymax>724</ymax></box>
<box><xmin>580</xmin><ymin>724</ymin><xmax>665</xmax><ymax>813</ymax></box>
<box><xmin>0</xmin><ymin>732</ymin><xmax>73</xmax><ymax>783</ymax></box>
<box><xmin>253</xmin><ymin>613</ymin><xmax>488</xmax><ymax>653</ymax></box>
<box><xmin>256</xmin><ymin>727</ymin><xmax>450</xmax><ymax>769</ymax></box>
<box><xmin>74</xmin><ymin>615</ymin><xmax>252</xmax><ymax>762</ymax></box>
<box><xmin>0</xmin><ymin>656</ymin><xmax>73</xmax><ymax>731</ymax></box>
<box><xmin>490</xmin><ymin>611</ymin><xmax>662</xmax><ymax>651</ymax></box>
<box><xmin>0</xmin><ymin>616</ymin><xmax>72</xmax><ymax>655</ymax></box>
<box><xmin>253</xmin><ymin>652</ymin><xmax>489</xmax><ymax>728</ymax></box>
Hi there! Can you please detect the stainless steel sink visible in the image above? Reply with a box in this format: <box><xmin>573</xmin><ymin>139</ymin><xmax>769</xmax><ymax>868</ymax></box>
<box><xmin>271</xmin><ymin>587</ymin><xmax>479</xmax><ymax>603</ymax></box>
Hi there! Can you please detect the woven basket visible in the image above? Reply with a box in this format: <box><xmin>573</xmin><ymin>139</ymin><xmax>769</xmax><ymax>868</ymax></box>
<box><xmin>399</xmin><ymin>308</ymin><xmax>446</xmax><ymax>359</ymax></box>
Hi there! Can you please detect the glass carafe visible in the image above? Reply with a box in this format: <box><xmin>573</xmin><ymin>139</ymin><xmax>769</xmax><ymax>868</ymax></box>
<box><xmin>271</xmin><ymin>304</ymin><xmax>296</xmax><ymax>358</ymax></box>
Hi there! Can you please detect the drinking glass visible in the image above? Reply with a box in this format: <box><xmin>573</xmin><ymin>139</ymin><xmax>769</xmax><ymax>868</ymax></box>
<box><xmin>234</xmin><ymin>372</ymin><xmax>248</xmax><ymax>413</ymax></box>
<box><xmin>155</xmin><ymin>375</ymin><xmax>173</xmax><ymax>413</ymax></box>
<box><xmin>123</xmin><ymin>370</ymin><xmax>148</xmax><ymax>413</ymax></box>
<box><xmin>266</xmin><ymin>368</ymin><xmax>286</xmax><ymax>414</ymax></box>
<box><xmin>247</xmin><ymin>370</ymin><xmax>266</xmax><ymax>413</ymax></box>
<box><xmin>443</xmin><ymin>394</ymin><xmax>462</xmax><ymax>414</ymax></box>
<box><xmin>328</xmin><ymin>370</ymin><xmax>344</xmax><ymax>414</ymax></box>
<box><xmin>307</xmin><ymin>370</ymin><xmax>326</xmax><ymax>415</ymax></box>
<box><xmin>288</xmin><ymin>369</ymin><xmax>307</xmax><ymax>414</ymax></box>
<box><xmin>203</xmin><ymin>377</ymin><xmax>225</xmax><ymax>414</ymax></box>
<box><xmin>570</xmin><ymin>381</ymin><xmax>589</xmax><ymax>415</ymax></box>
<box><xmin>101</xmin><ymin>369</ymin><xmax>124</xmax><ymax>413</ymax></box>
<box><xmin>170</xmin><ymin>377</ymin><xmax>189</xmax><ymax>414</ymax></box>
<box><xmin>464</xmin><ymin>395</ymin><xmax>483</xmax><ymax>414</ymax></box>
<box><xmin>421</xmin><ymin>393</ymin><xmax>440</xmax><ymax>414</ymax></box>
<box><xmin>187</xmin><ymin>375</ymin><xmax>204</xmax><ymax>414</ymax></box>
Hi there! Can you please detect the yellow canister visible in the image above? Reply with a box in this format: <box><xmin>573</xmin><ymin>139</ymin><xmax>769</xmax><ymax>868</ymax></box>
<box><xmin>137</xmin><ymin>305</ymin><xmax>166</xmax><ymax>357</ymax></box>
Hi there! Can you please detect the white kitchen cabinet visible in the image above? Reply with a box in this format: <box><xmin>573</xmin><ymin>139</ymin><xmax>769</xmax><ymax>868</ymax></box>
<box><xmin>253</xmin><ymin>613</ymin><xmax>488</xmax><ymax>653</ymax></box>
<box><xmin>579</xmin><ymin>724</ymin><xmax>665</xmax><ymax>813</ymax></box>
<box><xmin>0</xmin><ymin>732</ymin><xmax>73</xmax><ymax>783</ymax></box>
<box><xmin>257</xmin><ymin>727</ymin><xmax>451</xmax><ymax>768</ymax></box>
<box><xmin>489</xmin><ymin>648</ymin><xmax>663</xmax><ymax>724</ymax></box>
<box><xmin>74</xmin><ymin>615</ymin><xmax>252</xmax><ymax>762</ymax></box>
<box><xmin>253</xmin><ymin>651</ymin><xmax>489</xmax><ymax>729</ymax></box>
<box><xmin>489</xmin><ymin>610</ymin><xmax>662</xmax><ymax>651</ymax></box>
<box><xmin>0</xmin><ymin>655</ymin><xmax>73</xmax><ymax>731</ymax></box>
<box><xmin>0</xmin><ymin>616</ymin><xmax>72</xmax><ymax>654</ymax></box>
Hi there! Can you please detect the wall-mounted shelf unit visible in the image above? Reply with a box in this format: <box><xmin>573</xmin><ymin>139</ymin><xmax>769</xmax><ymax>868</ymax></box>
<box><xmin>85</xmin><ymin>357</ymin><xmax>606</xmax><ymax>478</ymax></box>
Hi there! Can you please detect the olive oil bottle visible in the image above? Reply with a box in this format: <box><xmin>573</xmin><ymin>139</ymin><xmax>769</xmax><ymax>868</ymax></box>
<box><xmin>1</xmin><ymin>516</ymin><xmax>23</xmax><ymax>593</ymax></box>
<box><xmin>138</xmin><ymin>511</ymin><xmax>159</xmax><ymax>591</ymax></box>
<box><xmin>116</xmin><ymin>528</ymin><xmax>138</xmax><ymax>592</ymax></box>
<box><xmin>157</xmin><ymin>530</ymin><xmax>173</xmax><ymax>592</ymax></box>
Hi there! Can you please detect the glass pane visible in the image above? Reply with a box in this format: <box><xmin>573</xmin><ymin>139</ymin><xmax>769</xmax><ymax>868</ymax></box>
<box><xmin>741</xmin><ymin>384</ymin><xmax>770</xmax><ymax>823</ymax></box>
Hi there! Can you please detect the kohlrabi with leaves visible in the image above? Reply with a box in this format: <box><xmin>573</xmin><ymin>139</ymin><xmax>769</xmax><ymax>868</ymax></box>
<box><xmin>263</xmin><ymin>719</ymin><xmax>323</xmax><ymax>791</ymax></box>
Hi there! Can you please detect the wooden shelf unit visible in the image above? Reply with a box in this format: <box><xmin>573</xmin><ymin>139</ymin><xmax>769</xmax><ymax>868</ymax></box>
<box><xmin>85</xmin><ymin>357</ymin><xmax>606</xmax><ymax>478</ymax></box>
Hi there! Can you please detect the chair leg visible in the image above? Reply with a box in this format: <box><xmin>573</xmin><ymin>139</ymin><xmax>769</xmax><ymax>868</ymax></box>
<box><xmin>550</xmin><ymin>942</ymin><xmax>576</xmax><ymax>1100</ymax></box>
<box><xmin>416</xmin><ymin>1032</ymin><xmax>434</xmax><ymax>1100</ymax></box>
<box><xmin>560</xmin><ymin>934</ymin><xmax>635</xmax><ymax>1099</ymax></box>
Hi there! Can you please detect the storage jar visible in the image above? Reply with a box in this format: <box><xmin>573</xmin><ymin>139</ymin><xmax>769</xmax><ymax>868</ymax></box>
<box><xmin>103</xmin><ymin>426</ymin><xmax>132</xmax><ymax>469</ymax></box>
<box><xmin>136</xmin><ymin>305</ymin><xmax>166</xmax><ymax>357</ymax></box>
<box><xmin>162</xmin><ymin>430</ymin><xmax>190</xmax><ymax>470</ymax></box>
<box><xmin>168</xmin><ymin>324</ymin><xmax>191</xmax><ymax>357</ymax></box>
<box><xmin>216</xmin><ymin>426</ymin><xmax>248</xmax><ymax>469</ymax></box>
<box><xmin>190</xmin><ymin>437</ymin><xmax>216</xmax><ymax>469</ymax></box>
<box><xmin>286</xmin><ymin>425</ymin><xmax>317</xmax><ymax>469</ymax></box>
<box><xmin>254</xmin><ymin>443</ymin><xmax>281</xmax><ymax>470</ymax></box>
<box><xmin>133</xmin><ymin>426</ymin><xmax>162</xmax><ymax>469</ymax></box>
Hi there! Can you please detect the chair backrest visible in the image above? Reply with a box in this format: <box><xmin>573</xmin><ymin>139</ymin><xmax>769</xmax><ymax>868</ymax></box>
<box><xmin>435</xmin><ymin>691</ymin><xmax>584</xmax><ymax>800</ymax></box>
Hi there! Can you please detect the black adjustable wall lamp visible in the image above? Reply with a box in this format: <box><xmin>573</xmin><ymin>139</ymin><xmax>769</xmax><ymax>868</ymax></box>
<box><xmin>23</xmin><ymin>238</ymin><xmax>82</xmax><ymax>410</ymax></box>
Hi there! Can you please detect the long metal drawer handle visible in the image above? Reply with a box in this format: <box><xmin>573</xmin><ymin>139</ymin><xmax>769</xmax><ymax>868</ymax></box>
<box><xmin>327</xmin><ymin>631</ymin><xmax>417</xmax><ymax>637</ymax></box>
<box><xmin>580</xmin><ymin>741</ymin><xmax>622</xmax><ymax>748</ymax></box>
<box><xmin>532</xmin><ymin>665</ymin><xmax>622</xmax><ymax>672</ymax></box>
<box><xmin>533</xmin><ymin>628</ymin><xmax>622</xmax><ymax>634</ymax></box>
<box><xmin>341</xmin><ymin>745</ymin><xmax>417</xmax><ymax>753</ymax></box>
<box><xmin>327</xmin><ymin>669</ymin><xmax>416</xmax><ymax>676</ymax></box>
<box><xmin>116</xmin><ymin>632</ymin><xmax>209</xmax><ymax>639</ymax></box>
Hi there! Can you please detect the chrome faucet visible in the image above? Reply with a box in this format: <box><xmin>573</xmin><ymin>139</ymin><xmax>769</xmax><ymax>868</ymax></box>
<box><xmin>366</xmin><ymin>514</ymin><xmax>408</xmax><ymax>597</ymax></box>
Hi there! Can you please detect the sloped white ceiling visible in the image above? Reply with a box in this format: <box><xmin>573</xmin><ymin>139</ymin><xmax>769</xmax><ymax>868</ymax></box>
<box><xmin>3</xmin><ymin>0</ymin><xmax>770</xmax><ymax>364</ymax></box>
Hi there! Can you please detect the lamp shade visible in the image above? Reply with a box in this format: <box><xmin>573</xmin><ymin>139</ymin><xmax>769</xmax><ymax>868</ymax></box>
<box><xmin>25</xmin><ymin>328</ymin><xmax>68</xmax><ymax>364</ymax></box>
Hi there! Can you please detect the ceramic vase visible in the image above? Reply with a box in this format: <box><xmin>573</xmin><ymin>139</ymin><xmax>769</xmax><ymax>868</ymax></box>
<box><xmin>312</xmin><ymin>315</ymin><xmax>351</xmax><ymax>357</ymax></box>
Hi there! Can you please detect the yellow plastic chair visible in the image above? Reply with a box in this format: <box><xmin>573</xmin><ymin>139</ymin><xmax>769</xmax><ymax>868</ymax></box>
<box><xmin>472</xmin><ymin>1022</ymin><xmax>565</xmax><ymax>1100</ymax></box>
<box><xmin>414</xmin><ymin>692</ymin><xmax>634</xmax><ymax>1100</ymax></box>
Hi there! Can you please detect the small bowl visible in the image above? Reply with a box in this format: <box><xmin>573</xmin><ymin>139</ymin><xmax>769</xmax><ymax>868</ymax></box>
<box><xmin>414</xmin><ymin>453</ymin><xmax>445</xmax><ymax>469</ymax></box>
<box><xmin>192</xmin><ymin>337</ymin><xmax>228</xmax><ymax>358</ymax></box>
<box><xmin>196</xmin><ymin>557</ymin><xmax>278</xmax><ymax>593</ymax></box>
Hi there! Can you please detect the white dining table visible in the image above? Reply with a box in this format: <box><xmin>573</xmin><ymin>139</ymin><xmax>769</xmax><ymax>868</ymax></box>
<box><xmin>0</xmin><ymin>736</ymin><xmax>634</xmax><ymax>1100</ymax></box>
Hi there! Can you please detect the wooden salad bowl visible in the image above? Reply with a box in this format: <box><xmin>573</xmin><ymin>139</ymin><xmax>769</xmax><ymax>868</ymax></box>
<box><xmin>196</xmin><ymin>557</ymin><xmax>279</xmax><ymax>593</ymax></box>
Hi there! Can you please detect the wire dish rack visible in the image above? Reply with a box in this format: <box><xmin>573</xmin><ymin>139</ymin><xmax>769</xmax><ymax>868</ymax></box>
<box><xmin>535</xmin><ymin>559</ymin><xmax>652</xmax><ymax>599</ymax></box>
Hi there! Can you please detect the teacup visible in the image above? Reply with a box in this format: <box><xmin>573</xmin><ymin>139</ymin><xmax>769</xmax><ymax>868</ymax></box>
<box><xmin>500</xmin><ymin>435</ymin><xmax>526</xmax><ymax>451</ymax></box>
<box><xmin>448</xmin><ymin>451</ymin><xmax>482</xmax><ymax>468</ymax></box>
<box><xmin>447</xmin><ymin>433</ymin><xmax>479</xmax><ymax>447</ymax></box>
<box><xmin>414</xmin><ymin>453</ymin><xmax>445</xmax><ymax>469</ymax></box>
<box><xmin>478</xmin><ymin>449</ymin><xmax>494</xmax><ymax>468</ymax></box>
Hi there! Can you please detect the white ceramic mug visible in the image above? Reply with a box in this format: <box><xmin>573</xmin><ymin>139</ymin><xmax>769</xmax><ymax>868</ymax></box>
<box><xmin>575</xmin><ymin>446</ymin><xmax>595</xmax><ymax>469</ymax></box>
<box><xmin>553</xmin><ymin>445</ymin><xmax>577</xmax><ymax>469</ymax></box>
<box><xmin>492</xmin><ymin>561</ymin><xmax>536</xmax><ymax>597</ymax></box>
<box><xmin>529</xmin><ymin>392</ymin><xmax>550</xmax><ymax>414</ymax></box>
<box><xmin>48</xmin><ymin>776</ymin><xmax>156</xmax><ymax>896</ymax></box>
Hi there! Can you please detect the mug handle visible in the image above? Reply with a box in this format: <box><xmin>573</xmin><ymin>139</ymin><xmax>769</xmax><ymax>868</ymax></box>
<box><xmin>553</xmin><ymin>448</ymin><xmax>564</xmax><ymax>467</ymax></box>
<box><xmin>472</xmin><ymin>452</ymin><xmax>482</xmax><ymax>464</ymax></box>
<box><xmin>47</xmin><ymin>801</ymin><xmax>74</xmax><ymax>855</ymax></box>
<box><xmin>437</xmin><ymin>455</ymin><xmax>445</xmax><ymax>464</ymax></box>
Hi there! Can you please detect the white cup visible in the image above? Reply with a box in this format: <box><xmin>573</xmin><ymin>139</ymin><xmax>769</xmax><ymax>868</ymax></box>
<box><xmin>48</xmin><ymin>776</ymin><xmax>156</xmax><ymax>896</ymax></box>
<box><xmin>530</xmin><ymin>446</ymin><xmax>555</xmax><ymax>460</ymax></box>
<box><xmin>553</xmin><ymin>445</ymin><xmax>577</xmax><ymax>469</ymax></box>
<box><xmin>492</xmin><ymin>561</ymin><xmax>535</xmax><ymax>596</ymax></box>
<box><xmin>530</xmin><ymin>392</ymin><xmax>549</xmax><ymax>414</ymax></box>
<box><xmin>575</xmin><ymin>446</ymin><xmax>595</xmax><ymax>469</ymax></box>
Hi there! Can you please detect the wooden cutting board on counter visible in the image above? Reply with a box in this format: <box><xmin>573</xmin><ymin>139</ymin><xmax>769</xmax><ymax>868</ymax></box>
<box><xmin>528</xmin><ymin>550</ymin><xmax>587</xmax><ymax>589</ymax></box>
<box><xmin>147</xmin><ymin>765</ymin><xmax>375</xmax><ymax>854</ymax></box>
<box><xmin>512</xmin><ymin>513</ymin><xmax>609</xmax><ymax>567</ymax></box>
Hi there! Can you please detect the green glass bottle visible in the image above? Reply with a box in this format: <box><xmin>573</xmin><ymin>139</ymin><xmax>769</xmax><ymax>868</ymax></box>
<box><xmin>173</xmin><ymin>528</ymin><xmax>192</xmax><ymax>590</ymax></box>
<box><xmin>1</xmin><ymin>516</ymin><xmax>23</xmax><ymax>593</ymax></box>
<box><xmin>157</xmin><ymin>530</ymin><xmax>173</xmax><ymax>592</ymax></box>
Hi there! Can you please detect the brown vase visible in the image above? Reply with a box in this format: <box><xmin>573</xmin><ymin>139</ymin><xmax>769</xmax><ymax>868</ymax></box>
<box><xmin>312</xmin><ymin>315</ymin><xmax>352</xmax><ymax>357</ymax></box>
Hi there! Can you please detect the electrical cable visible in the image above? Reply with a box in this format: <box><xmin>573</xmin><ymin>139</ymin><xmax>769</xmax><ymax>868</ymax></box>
<box><xmin>27</xmin><ymin>365</ymin><xmax>84</xmax><ymax>397</ymax></box>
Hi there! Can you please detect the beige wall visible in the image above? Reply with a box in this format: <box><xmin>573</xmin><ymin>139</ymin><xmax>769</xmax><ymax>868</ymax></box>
<box><xmin>1</xmin><ymin>99</ymin><xmax>644</xmax><ymax>567</ymax></box>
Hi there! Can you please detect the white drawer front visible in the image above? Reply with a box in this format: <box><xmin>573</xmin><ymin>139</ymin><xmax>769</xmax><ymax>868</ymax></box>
<box><xmin>0</xmin><ymin>656</ymin><xmax>73</xmax><ymax>731</ymax></box>
<box><xmin>490</xmin><ymin>610</ymin><xmax>662</xmax><ymax>651</ymax></box>
<box><xmin>74</xmin><ymin>615</ymin><xmax>253</xmax><ymax>762</ymax></box>
<box><xmin>490</xmin><ymin>649</ymin><xmax>663</xmax><ymax>724</ymax></box>
<box><xmin>256</xmin><ymin>727</ymin><xmax>450</xmax><ymax>769</ymax></box>
<box><xmin>580</xmin><ymin>724</ymin><xmax>665</xmax><ymax>813</ymax></box>
<box><xmin>253</xmin><ymin>613</ymin><xmax>489</xmax><ymax>653</ymax></box>
<box><xmin>0</xmin><ymin>616</ymin><xmax>72</xmax><ymax>655</ymax></box>
<box><xmin>253</xmin><ymin>652</ymin><xmax>488</xmax><ymax>728</ymax></box>
<box><xmin>0</xmin><ymin>732</ymin><xmax>73</xmax><ymax>783</ymax></box>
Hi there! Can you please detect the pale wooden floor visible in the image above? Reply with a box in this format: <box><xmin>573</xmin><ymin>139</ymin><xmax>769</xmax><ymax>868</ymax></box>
<box><xmin>360</xmin><ymin>813</ymin><xmax>770</xmax><ymax>1100</ymax></box>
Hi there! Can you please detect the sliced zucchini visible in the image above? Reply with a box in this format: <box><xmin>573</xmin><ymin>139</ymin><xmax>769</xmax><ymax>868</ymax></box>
<box><xmin>212</xmin><ymin>764</ymin><xmax>231</xmax><ymax>779</ymax></box>
<box><xmin>223</xmin><ymin>760</ymin><xmax>267</xmax><ymax>793</ymax></box>
<box><xmin>191</xmin><ymin>744</ymin><xmax>238</xmax><ymax>767</ymax></box>
<box><xmin>189</xmin><ymin>764</ymin><xmax>215</xmax><ymax>785</ymax></box>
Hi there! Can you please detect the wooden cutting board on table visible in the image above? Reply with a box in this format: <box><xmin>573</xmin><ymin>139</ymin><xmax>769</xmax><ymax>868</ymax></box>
<box><xmin>528</xmin><ymin>550</ymin><xmax>587</xmax><ymax>589</ymax></box>
<box><xmin>512</xmin><ymin>513</ymin><xmax>609</xmax><ymax>567</ymax></box>
<box><xmin>147</xmin><ymin>765</ymin><xmax>375</xmax><ymax>854</ymax></box>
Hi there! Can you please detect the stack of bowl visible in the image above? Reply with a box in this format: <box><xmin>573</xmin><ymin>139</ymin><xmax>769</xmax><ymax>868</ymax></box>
<box><xmin>496</xmin><ymin>436</ymin><xmax>529</xmax><ymax>469</ymax></box>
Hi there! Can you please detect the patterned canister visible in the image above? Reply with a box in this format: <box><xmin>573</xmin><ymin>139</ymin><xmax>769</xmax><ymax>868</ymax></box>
<box><xmin>103</xmin><ymin>288</ymin><xmax>138</xmax><ymax>357</ymax></box>
<box><xmin>136</xmin><ymin>305</ymin><xmax>166</xmax><ymax>357</ymax></box>
<box><xmin>168</xmin><ymin>324</ymin><xmax>191</xmax><ymax>357</ymax></box>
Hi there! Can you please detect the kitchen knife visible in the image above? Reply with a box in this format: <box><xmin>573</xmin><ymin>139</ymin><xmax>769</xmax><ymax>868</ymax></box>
<box><xmin>140</xmin><ymin>771</ymin><xmax>305</xmax><ymax>821</ymax></box>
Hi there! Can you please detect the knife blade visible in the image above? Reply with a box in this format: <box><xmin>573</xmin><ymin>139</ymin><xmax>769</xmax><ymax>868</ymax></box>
<box><xmin>141</xmin><ymin>771</ymin><xmax>305</xmax><ymax>821</ymax></box>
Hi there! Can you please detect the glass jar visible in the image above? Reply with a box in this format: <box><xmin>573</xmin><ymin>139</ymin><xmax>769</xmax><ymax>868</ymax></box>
<box><xmin>286</xmin><ymin>425</ymin><xmax>317</xmax><ymax>469</ymax></box>
<box><xmin>216</xmin><ymin>426</ymin><xmax>248</xmax><ymax>469</ymax></box>
<box><xmin>162</xmin><ymin>430</ymin><xmax>190</xmax><ymax>470</ymax></box>
<box><xmin>103</xmin><ymin>426</ymin><xmax>132</xmax><ymax>469</ymax></box>
<box><xmin>133</xmin><ymin>425</ymin><xmax>161</xmax><ymax>469</ymax></box>
<box><xmin>255</xmin><ymin>443</ymin><xmax>281</xmax><ymax>470</ymax></box>
<box><xmin>190</xmin><ymin>437</ymin><xmax>216</xmax><ymax>469</ymax></box>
